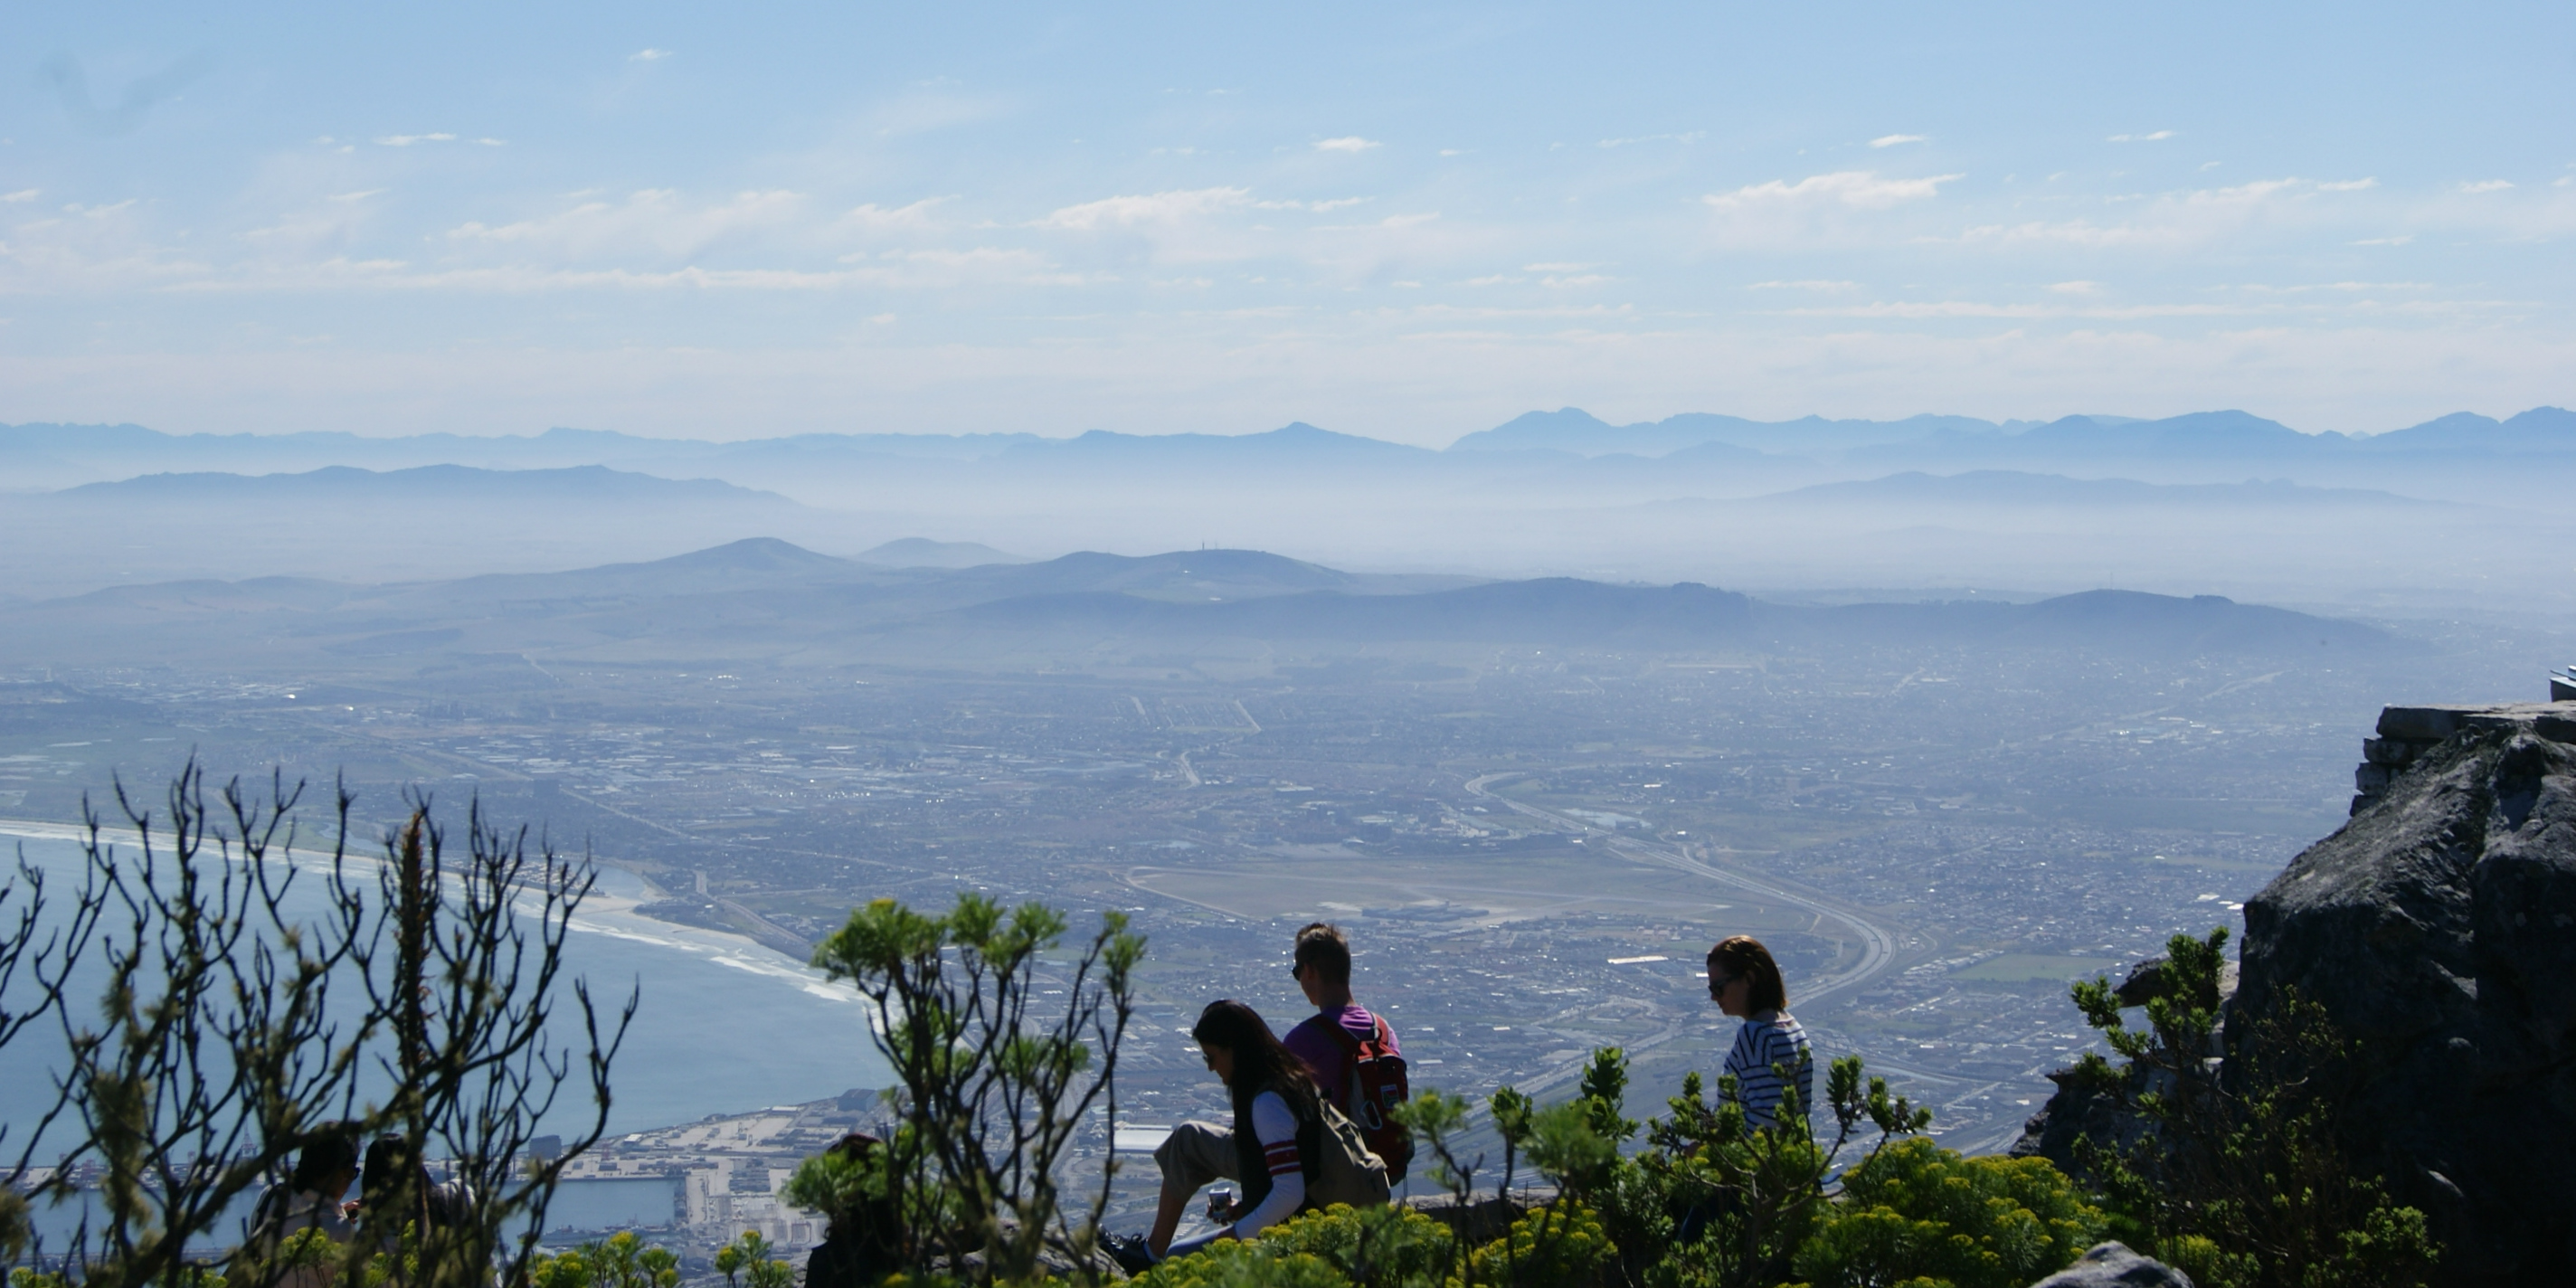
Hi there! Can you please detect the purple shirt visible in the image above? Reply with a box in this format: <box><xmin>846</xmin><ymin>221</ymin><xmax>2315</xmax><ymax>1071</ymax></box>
<box><xmin>1283</xmin><ymin>1004</ymin><xmax>1399</xmax><ymax>1109</ymax></box>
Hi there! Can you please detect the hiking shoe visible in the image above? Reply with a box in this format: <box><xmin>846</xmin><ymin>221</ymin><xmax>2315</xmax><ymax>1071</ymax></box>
<box><xmin>1103</xmin><ymin>1232</ymin><xmax>1156</xmax><ymax>1275</ymax></box>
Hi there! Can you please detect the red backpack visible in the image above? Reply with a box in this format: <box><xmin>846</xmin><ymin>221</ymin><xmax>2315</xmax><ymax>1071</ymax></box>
<box><xmin>1325</xmin><ymin>1015</ymin><xmax>1414</xmax><ymax>1184</ymax></box>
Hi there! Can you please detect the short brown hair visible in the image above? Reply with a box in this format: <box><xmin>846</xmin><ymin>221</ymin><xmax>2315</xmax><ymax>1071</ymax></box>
<box><xmin>1707</xmin><ymin>935</ymin><xmax>1787</xmax><ymax>1013</ymax></box>
<box><xmin>1294</xmin><ymin>922</ymin><xmax>1352</xmax><ymax>986</ymax></box>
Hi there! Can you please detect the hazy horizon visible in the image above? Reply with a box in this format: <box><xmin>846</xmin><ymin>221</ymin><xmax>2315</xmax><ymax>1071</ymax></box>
<box><xmin>7</xmin><ymin>2</ymin><xmax>2573</xmax><ymax>443</ymax></box>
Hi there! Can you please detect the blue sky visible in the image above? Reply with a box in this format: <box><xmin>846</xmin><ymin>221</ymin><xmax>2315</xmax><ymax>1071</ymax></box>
<box><xmin>4</xmin><ymin>1</ymin><xmax>2571</xmax><ymax>444</ymax></box>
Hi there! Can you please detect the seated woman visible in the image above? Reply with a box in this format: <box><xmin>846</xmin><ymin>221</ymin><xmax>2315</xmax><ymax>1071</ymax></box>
<box><xmin>800</xmin><ymin>1132</ymin><xmax>904</xmax><ymax>1288</ymax></box>
<box><xmin>1707</xmin><ymin>934</ymin><xmax>1814</xmax><ymax>1128</ymax></box>
<box><xmin>355</xmin><ymin>1135</ymin><xmax>474</xmax><ymax>1250</ymax></box>
<box><xmin>1141</xmin><ymin>999</ymin><xmax>1324</xmax><ymax>1262</ymax></box>
<box><xmin>247</xmin><ymin>1126</ymin><xmax>361</xmax><ymax>1288</ymax></box>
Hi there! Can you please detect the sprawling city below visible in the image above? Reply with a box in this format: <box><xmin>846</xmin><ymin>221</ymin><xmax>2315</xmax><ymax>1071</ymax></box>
<box><xmin>4</xmin><ymin>539</ymin><xmax>2548</xmax><ymax>1248</ymax></box>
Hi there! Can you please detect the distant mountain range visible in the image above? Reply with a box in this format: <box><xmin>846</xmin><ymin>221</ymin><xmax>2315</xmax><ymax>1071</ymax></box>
<box><xmin>6</xmin><ymin>406</ymin><xmax>2571</xmax><ymax>496</ymax></box>
<box><xmin>3</xmin><ymin>538</ymin><xmax>2396</xmax><ymax>672</ymax></box>
<box><xmin>6</xmin><ymin>408</ymin><xmax>2571</xmax><ymax>618</ymax></box>
<box><xmin>1454</xmin><ymin>406</ymin><xmax>2576</xmax><ymax>459</ymax></box>
<box><xmin>53</xmin><ymin>463</ymin><xmax>791</xmax><ymax>507</ymax></box>
<box><xmin>1745</xmin><ymin>470</ymin><xmax>2453</xmax><ymax>511</ymax></box>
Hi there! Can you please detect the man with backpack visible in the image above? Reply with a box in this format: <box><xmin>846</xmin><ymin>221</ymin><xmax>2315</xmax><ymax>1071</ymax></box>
<box><xmin>1282</xmin><ymin>922</ymin><xmax>1413</xmax><ymax>1186</ymax></box>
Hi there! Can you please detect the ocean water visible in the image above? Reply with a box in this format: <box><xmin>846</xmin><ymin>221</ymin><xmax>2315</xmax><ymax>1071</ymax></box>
<box><xmin>0</xmin><ymin>830</ymin><xmax>894</xmax><ymax>1152</ymax></box>
<box><xmin>24</xmin><ymin>1176</ymin><xmax>687</xmax><ymax>1252</ymax></box>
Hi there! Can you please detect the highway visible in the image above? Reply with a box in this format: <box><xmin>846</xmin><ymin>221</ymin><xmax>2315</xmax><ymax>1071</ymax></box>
<box><xmin>1461</xmin><ymin>771</ymin><xmax>1904</xmax><ymax>1012</ymax></box>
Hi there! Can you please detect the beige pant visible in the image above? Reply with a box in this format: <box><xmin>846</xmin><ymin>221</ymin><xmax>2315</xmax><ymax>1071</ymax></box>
<box><xmin>1152</xmin><ymin>1120</ymin><xmax>1240</xmax><ymax>1204</ymax></box>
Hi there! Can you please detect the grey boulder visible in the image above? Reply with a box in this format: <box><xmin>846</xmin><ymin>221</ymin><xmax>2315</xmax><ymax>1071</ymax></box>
<box><xmin>2027</xmin><ymin>1242</ymin><xmax>2192</xmax><ymax>1287</ymax></box>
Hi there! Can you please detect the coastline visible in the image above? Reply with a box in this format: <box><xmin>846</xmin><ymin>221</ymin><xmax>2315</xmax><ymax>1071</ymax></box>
<box><xmin>0</xmin><ymin>815</ymin><xmax>862</xmax><ymax>1008</ymax></box>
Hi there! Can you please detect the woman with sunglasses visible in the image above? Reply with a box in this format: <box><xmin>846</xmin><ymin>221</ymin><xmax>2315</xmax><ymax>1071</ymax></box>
<box><xmin>1129</xmin><ymin>999</ymin><xmax>1324</xmax><ymax>1265</ymax></box>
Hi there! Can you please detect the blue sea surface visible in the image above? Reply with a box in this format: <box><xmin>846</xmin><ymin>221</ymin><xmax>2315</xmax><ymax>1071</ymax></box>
<box><xmin>1</xmin><ymin>831</ymin><xmax>893</xmax><ymax>1153</ymax></box>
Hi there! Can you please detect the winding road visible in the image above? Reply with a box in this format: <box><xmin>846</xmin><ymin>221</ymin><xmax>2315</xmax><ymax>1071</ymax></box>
<box><xmin>1461</xmin><ymin>771</ymin><xmax>1905</xmax><ymax>1015</ymax></box>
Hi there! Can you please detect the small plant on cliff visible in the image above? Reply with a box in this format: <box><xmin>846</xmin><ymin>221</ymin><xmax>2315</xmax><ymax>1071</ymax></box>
<box><xmin>2068</xmin><ymin>927</ymin><xmax>2438</xmax><ymax>1288</ymax></box>
<box><xmin>1789</xmin><ymin>1137</ymin><xmax>2104</xmax><ymax>1288</ymax></box>
<box><xmin>535</xmin><ymin>1231</ymin><xmax>682</xmax><ymax>1288</ymax></box>
<box><xmin>1643</xmin><ymin>1054</ymin><xmax>1932</xmax><ymax>1288</ymax></box>
<box><xmin>810</xmin><ymin>893</ymin><xmax>1143</xmax><ymax>1283</ymax></box>
<box><xmin>714</xmin><ymin>1230</ymin><xmax>793</xmax><ymax>1288</ymax></box>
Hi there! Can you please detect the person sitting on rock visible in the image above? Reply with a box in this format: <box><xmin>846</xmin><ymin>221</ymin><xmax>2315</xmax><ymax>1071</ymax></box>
<box><xmin>355</xmin><ymin>1135</ymin><xmax>474</xmax><ymax>1251</ymax></box>
<box><xmin>246</xmin><ymin>1124</ymin><xmax>362</xmax><ymax>1288</ymax></box>
<box><xmin>1113</xmin><ymin>999</ymin><xmax>1324</xmax><ymax>1269</ymax></box>
<box><xmin>800</xmin><ymin>1132</ymin><xmax>903</xmax><ymax>1288</ymax></box>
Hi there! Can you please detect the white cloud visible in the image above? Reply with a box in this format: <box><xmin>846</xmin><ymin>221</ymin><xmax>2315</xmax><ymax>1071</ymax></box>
<box><xmin>1524</xmin><ymin>261</ymin><xmax>1596</xmax><ymax>272</ymax></box>
<box><xmin>1784</xmin><ymin>299</ymin><xmax>2245</xmax><ymax>319</ymax></box>
<box><xmin>1598</xmin><ymin>132</ymin><xmax>1703</xmax><ymax>148</ymax></box>
<box><xmin>474</xmin><ymin>137</ymin><xmax>507</xmax><ymax>147</ymax></box>
<box><xmin>878</xmin><ymin>246</ymin><xmax>1047</xmax><ymax>271</ymax></box>
<box><xmin>1869</xmin><ymin>134</ymin><xmax>1927</xmax><ymax>148</ymax></box>
<box><xmin>1747</xmin><ymin>279</ymin><xmax>1859</xmax><ymax>291</ymax></box>
<box><xmin>2</xmin><ymin>189</ymin><xmax>38</xmax><ymax>204</ymax></box>
<box><xmin>2316</xmin><ymin>178</ymin><xmax>2377</xmax><ymax>192</ymax></box>
<box><xmin>2458</xmin><ymin>179</ymin><xmax>2514</xmax><ymax>194</ymax></box>
<box><xmin>2351</xmin><ymin>235</ymin><xmax>2414</xmax><ymax>246</ymax></box>
<box><xmin>2108</xmin><ymin>130</ymin><xmax>2176</xmax><ymax>142</ymax></box>
<box><xmin>2047</xmin><ymin>279</ymin><xmax>2103</xmax><ymax>295</ymax></box>
<box><xmin>1946</xmin><ymin>177</ymin><xmax>2322</xmax><ymax>250</ymax></box>
<box><xmin>2233</xmin><ymin>280</ymin><xmax>2432</xmax><ymax>294</ymax></box>
<box><xmin>630</xmin><ymin>49</ymin><xmax>672</xmax><ymax>62</ymax></box>
<box><xmin>1037</xmin><ymin>186</ymin><xmax>1252</xmax><ymax>231</ymax></box>
<box><xmin>1305</xmin><ymin>197</ymin><xmax>1369</xmax><ymax>213</ymax></box>
<box><xmin>327</xmin><ymin>189</ymin><xmax>386</xmax><ymax>203</ymax></box>
<box><xmin>1314</xmin><ymin>137</ymin><xmax>1380</xmax><ymax>153</ymax></box>
<box><xmin>841</xmin><ymin>198</ymin><xmax>947</xmax><ymax>231</ymax></box>
<box><xmin>1379</xmin><ymin>212</ymin><xmax>1438</xmax><ymax>228</ymax></box>
<box><xmin>1705</xmin><ymin>170</ymin><xmax>1962</xmax><ymax>211</ymax></box>
<box><xmin>443</xmin><ymin>189</ymin><xmax>807</xmax><ymax>258</ymax></box>
<box><xmin>374</xmin><ymin>133</ymin><xmax>458</xmax><ymax>147</ymax></box>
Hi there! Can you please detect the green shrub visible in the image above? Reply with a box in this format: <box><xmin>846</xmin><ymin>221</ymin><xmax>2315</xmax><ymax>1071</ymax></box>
<box><xmin>1126</xmin><ymin>1239</ymin><xmax>1352</xmax><ymax>1288</ymax></box>
<box><xmin>2069</xmin><ymin>929</ymin><xmax>2437</xmax><ymax>1288</ymax></box>
<box><xmin>1791</xmin><ymin>1138</ymin><xmax>2103</xmax><ymax>1288</ymax></box>
<box><xmin>1468</xmin><ymin>1202</ymin><xmax>1615</xmax><ymax>1288</ymax></box>
<box><xmin>1134</xmin><ymin>1198</ymin><xmax>1612</xmax><ymax>1288</ymax></box>
<box><xmin>714</xmin><ymin>1230</ymin><xmax>794</xmax><ymax>1288</ymax></box>
<box><xmin>1256</xmin><ymin>1205</ymin><xmax>1456</xmax><ymax>1288</ymax></box>
<box><xmin>810</xmin><ymin>894</ymin><xmax>1142</xmax><ymax>1282</ymax></box>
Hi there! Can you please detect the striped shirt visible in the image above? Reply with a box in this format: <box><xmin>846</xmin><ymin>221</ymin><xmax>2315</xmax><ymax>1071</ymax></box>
<box><xmin>1722</xmin><ymin>1011</ymin><xmax>1814</xmax><ymax>1128</ymax></box>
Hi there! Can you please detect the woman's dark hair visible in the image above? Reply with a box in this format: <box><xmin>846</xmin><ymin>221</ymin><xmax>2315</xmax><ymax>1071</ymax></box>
<box><xmin>1708</xmin><ymin>935</ymin><xmax>1789</xmax><ymax>1013</ymax></box>
<box><xmin>1191</xmin><ymin>999</ymin><xmax>1321</xmax><ymax>1122</ymax></box>
<box><xmin>291</xmin><ymin>1124</ymin><xmax>361</xmax><ymax>1192</ymax></box>
<box><xmin>361</xmin><ymin>1136</ymin><xmax>422</xmax><ymax>1215</ymax></box>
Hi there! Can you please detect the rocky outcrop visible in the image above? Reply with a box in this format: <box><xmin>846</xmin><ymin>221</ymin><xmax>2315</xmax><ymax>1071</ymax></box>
<box><xmin>2240</xmin><ymin>703</ymin><xmax>2576</xmax><ymax>1286</ymax></box>
<box><xmin>2345</xmin><ymin>701</ymin><xmax>2576</xmax><ymax>815</ymax></box>
<box><xmin>2027</xmin><ymin>1242</ymin><xmax>2193</xmax><ymax>1287</ymax></box>
<box><xmin>2012</xmin><ymin>698</ymin><xmax>2576</xmax><ymax>1286</ymax></box>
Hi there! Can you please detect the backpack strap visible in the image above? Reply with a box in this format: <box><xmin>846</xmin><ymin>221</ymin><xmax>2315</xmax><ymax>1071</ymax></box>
<box><xmin>1318</xmin><ymin>1012</ymin><xmax>1375</xmax><ymax>1105</ymax></box>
